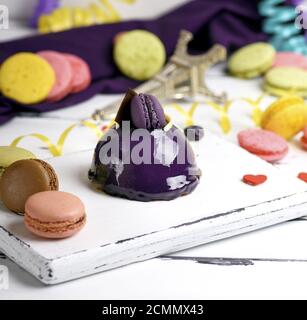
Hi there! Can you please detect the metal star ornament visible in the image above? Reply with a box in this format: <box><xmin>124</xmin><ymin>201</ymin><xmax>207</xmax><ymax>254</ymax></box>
<box><xmin>92</xmin><ymin>30</ymin><xmax>227</xmax><ymax>121</ymax></box>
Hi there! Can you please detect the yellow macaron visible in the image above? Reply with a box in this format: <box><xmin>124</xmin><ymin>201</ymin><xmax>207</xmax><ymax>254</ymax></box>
<box><xmin>261</xmin><ymin>96</ymin><xmax>307</xmax><ymax>140</ymax></box>
<box><xmin>0</xmin><ymin>52</ymin><xmax>55</xmax><ymax>104</ymax></box>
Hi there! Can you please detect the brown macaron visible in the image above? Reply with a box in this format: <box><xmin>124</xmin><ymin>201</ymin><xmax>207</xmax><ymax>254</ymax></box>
<box><xmin>0</xmin><ymin>159</ymin><xmax>58</xmax><ymax>214</ymax></box>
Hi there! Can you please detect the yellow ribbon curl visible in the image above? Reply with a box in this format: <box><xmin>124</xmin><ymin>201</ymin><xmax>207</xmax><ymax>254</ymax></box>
<box><xmin>166</xmin><ymin>102</ymin><xmax>199</xmax><ymax>127</ymax></box>
<box><xmin>10</xmin><ymin>120</ymin><xmax>114</xmax><ymax>157</ymax></box>
<box><xmin>7</xmin><ymin>95</ymin><xmax>267</xmax><ymax>157</ymax></box>
<box><xmin>164</xmin><ymin>94</ymin><xmax>267</xmax><ymax>134</ymax></box>
<box><xmin>205</xmin><ymin>100</ymin><xmax>233</xmax><ymax>134</ymax></box>
<box><xmin>241</xmin><ymin>93</ymin><xmax>266</xmax><ymax>127</ymax></box>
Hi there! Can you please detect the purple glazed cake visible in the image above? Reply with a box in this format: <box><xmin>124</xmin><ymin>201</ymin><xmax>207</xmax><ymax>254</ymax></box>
<box><xmin>89</xmin><ymin>90</ymin><xmax>201</xmax><ymax>201</ymax></box>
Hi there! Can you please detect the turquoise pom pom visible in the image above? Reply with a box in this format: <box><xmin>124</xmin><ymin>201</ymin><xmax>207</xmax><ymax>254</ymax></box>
<box><xmin>259</xmin><ymin>0</ymin><xmax>307</xmax><ymax>55</ymax></box>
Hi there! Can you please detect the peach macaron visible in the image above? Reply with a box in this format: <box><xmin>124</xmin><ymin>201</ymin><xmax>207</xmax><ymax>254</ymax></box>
<box><xmin>24</xmin><ymin>191</ymin><xmax>86</xmax><ymax>239</ymax></box>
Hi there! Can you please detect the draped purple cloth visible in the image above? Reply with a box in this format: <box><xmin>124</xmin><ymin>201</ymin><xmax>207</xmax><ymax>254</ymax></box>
<box><xmin>0</xmin><ymin>0</ymin><xmax>266</xmax><ymax>125</ymax></box>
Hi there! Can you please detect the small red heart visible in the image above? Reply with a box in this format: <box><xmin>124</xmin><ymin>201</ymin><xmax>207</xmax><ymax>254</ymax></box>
<box><xmin>298</xmin><ymin>172</ymin><xmax>307</xmax><ymax>183</ymax></box>
<box><xmin>243</xmin><ymin>174</ymin><xmax>267</xmax><ymax>186</ymax></box>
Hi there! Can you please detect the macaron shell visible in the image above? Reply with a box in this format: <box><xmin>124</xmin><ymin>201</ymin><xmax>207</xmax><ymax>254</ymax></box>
<box><xmin>0</xmin><ymin>159</ymin><xmax>58</xmax><ymax>214</ymax></box>
<box><xmin>131</xmin><ymin>94</ymin><xmax>167</xmax><ymax>130</ymax></box>
<box><xmin>238</xmin><ymin>129</ymin><xmax>288</xmax><ymax>162</ymax></box>
<box><xmin>131</xmin><ymin>94</ymin><xmax>149</xmax><ymax>129</ymax></box>
<box><xmin>25</xmin><ymin>191</ymin><xmax>85</xmax><ymax>222</ymax></box>
<box><xmin>257</xmin><ymin>150</ymin><xmax>288</xmax><ymax>162</ymax></box>
<box><xmin>63</xmin><ymin>53</ymin><xmax>91</xmax><ymax>93</ymax></box>
<box><xmin>24</xmin><ymin>191</ymin><xmax>86</xmax><ymax>239</ymax></box>
<box><xmin>228</xmin><ymin>42</ymin><xmax>275</xmax><ymax>77</ymax></box>
<box><xmin>0</xmin><ymin>146</ymin><xmax>36</xmax><ymax>169</ymax></box>
<box><xmin>273</xmin><ymin>52</ymin><xmax>307</xmax><ymax>69</ymax></box>
<box><xmin>232</xmin><ymin>59</ymin><xmax>274</xmax><ymax>79</ymax></box>
<box><xmin>114</xmin><ymin>30</ymin><xmax>166</xmax><ymax>81</ymax></box>
<box><xmin>0</xmin><ymin>52</ymin><xmax>55</xmax><ymax>104</ymax></box>
<box><xmin>265</xmin><ymin>67</ymin><xmax>307</xmax><ymax>91</ymax></box>
<box><xmin>261</xmin><ymin>96</ymin><xmax>305</xmax><ymax>126</ymax></box>
<box><xmin>38</xmin><ymin>50</ymin><xmax>73</xmax><ymax>102</ymax></box>
<box><xmin>261</xmin><ymin>97</ymin><xmax>307</xmax><ymax>140</ymax></box>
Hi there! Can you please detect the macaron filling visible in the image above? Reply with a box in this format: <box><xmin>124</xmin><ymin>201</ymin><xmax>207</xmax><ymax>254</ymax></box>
<box><xmin>264</xmin><ymin>83</ymin><xmax>307</xmax><ymax>97</ymax></box>
<box><xmin>264</xmin><ymin>67</ymin><xmax>307</xmax><ymax>97</ymax></box>
<box><xmin>140</xmin><ymin>94</ymin><xmax>151</xmax><ymax>129</ymax></box>
<box><xmin>33</xmin><ymin>159</ymin><xmax>59</xmax><ymax>190</ymax></box>
<box><xmin>255</xmin><ymin>151</ymin><xmax>287</xmax><ymax>162</ymax></box>
<box><xmin>24</xmin><ymin>213</ymin><xmax>86</xmax><ymax>234</ymax></box>
<box><xmin>131</xmin><ymin>93</ymin><xmax>167</xmax><ymax>130</ymax></box>
<box><xmin>142</xmin><ymin>94</ymin><xmax>161</xmax><ymax>130</ymax></box>
<box><xmin>233</xmin><ymin>59</ymin><xmax>274</xmax><ymax>78</ymax></box>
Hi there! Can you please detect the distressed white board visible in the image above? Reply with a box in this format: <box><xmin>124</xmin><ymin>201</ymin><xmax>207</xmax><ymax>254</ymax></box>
<box><xmin>1</xmin><ymin>132</ymin><xmax>307</xmax><ymax>284</ymax></box>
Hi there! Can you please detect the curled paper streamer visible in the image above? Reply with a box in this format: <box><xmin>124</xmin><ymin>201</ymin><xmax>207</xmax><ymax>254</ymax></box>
<box><xmin>165</xmin><ymin>100</ymin><xmax>232</xmax><ymax>134</ymax></box>
<box><xmin>10</xmin><ymin>120</ymin><xmax>108</xmax><ymax>157</ymax></box>
<box><xmin>38</xmin><ymin>0</ymin><xmax>136</xmax><ymax>33</ymax></box>
<box><xmin>205</xmin><ymin>100</ymin><xmax>233</xmax><ymax>134</ymax></box>
<box><xmin>165</xmin><ymin>102</ymin><xmax>200</xmax><ymax>127</ymax></box>
<box><xmin>7</xmin><ymin>94</ymin><xmax>269</xmax><ymax>157</ymax></box>
<box><xmin>164</xmin><ymin>94</ymin><xmax>268</xmax><ymax>134</ymax></box>
<box><xmin>241</xmin><ymin>93</ymin><xmax>266</xmax><ymax>127</ymax></box>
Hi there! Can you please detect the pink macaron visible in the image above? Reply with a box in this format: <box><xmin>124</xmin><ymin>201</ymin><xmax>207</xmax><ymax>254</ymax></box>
<box><xmin>273</xmin><ymin>52</ymin><xmax>307</xmax><ymax>70</ymax></box>
<box><xmin>238</xmin><ymin>129</ymin><xmax>289</xmax><ymax>162</ymax></box>
<box><xmin>24</xmin><ymin>191</ymin><xmax>86</xmax><ymax>239</ymax></box>
<box><xmin>63</xmin><ymin>53</ymin><xmax>91</xmax><ymax>93</ymax></box>
<box><xmin>38</xmin><ymin>50</ymin><xmax>73</xmax><ymax>102</ymax></box>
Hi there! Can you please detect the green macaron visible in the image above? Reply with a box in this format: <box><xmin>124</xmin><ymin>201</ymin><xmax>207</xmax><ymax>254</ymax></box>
<box><xmin>0</xmin><ymin>146</ymin><xmax>36</xmax><ymax>177</ymax></box>
<box><xmin>264</xmin><ymin>66</ymin><xmax>307</xmax><ymax>97</ymax></box>
<box><xmin>114</xmin><ymin>30</ymin><xmax>166</xmax><ymax>81</ymax></box>
<box><xmin>228</xmin><ymin>42</ymin><xmax>275</xmax><ymax>78</ymax></box>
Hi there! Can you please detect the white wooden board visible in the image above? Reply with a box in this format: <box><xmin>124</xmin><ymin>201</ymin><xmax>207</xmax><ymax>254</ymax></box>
<box><xmin>1</xmin><ymin>132</ymin><xmax>307</xmax><ymax>284</ymax></box>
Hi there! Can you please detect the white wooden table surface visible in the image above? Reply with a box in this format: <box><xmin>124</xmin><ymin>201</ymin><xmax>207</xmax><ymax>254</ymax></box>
<box><xmin>2</xmin><ymin>4</ymin><xmax>307</xmax><ymax>299</ymax></box>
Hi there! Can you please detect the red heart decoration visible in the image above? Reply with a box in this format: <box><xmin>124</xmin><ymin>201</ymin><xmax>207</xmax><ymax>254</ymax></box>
<box><xmin>243</xmin><ymin>174</ymin><xmax>267</xmax><ymax>186</ymax></box>
<box><xmin>298</xmin><ymin>172</ymin><xmax>307</xmax><ymax>183</ymax></box>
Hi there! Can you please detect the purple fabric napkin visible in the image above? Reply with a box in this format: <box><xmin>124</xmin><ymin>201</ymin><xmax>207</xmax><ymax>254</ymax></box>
<box><xmin>0</xmin><ymin>0</ymin><xmax>266</xmax><ymax>125</ymax></box>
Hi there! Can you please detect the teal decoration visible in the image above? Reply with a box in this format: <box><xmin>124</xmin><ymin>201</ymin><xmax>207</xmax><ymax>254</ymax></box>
<box><xmin>259</xmin><ymin>0</ymin><xmax>307</xmax><ymax>54</ymax></box>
